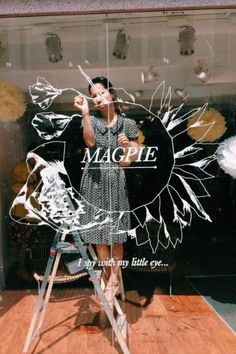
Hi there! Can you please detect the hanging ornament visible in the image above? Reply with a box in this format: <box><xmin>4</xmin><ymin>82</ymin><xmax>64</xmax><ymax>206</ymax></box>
<box><xmin>187</xmin><ymin>108</ymin><xmax>227</xmax><ymax>142</ymax></box>
<box><xmin>0</xmin><ymin>81</ymin><xmax>26</xmax><ymax>121</ymax></box>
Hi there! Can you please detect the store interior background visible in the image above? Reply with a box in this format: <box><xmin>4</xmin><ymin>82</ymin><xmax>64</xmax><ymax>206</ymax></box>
<box><xmin>0</xmin><ymin>9</ymin><xmax>236</xmax><ymax>290</ymax></box>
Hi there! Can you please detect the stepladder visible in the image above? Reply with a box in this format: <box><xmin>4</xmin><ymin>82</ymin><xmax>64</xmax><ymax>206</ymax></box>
<box><xmin>23</xmin><ymin>229</ymin><xmax>130</xmax><ymax>354</ymax></box>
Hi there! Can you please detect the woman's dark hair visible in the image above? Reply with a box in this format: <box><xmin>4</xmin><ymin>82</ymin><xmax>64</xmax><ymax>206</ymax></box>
<box><xmin>88</xmin><ymin>76</ymin><xmax>122</xmax><ymax>114</ymax></box>
<box><xmin>88</xmin><ymin>76</ymin><xmax>113</xmax><ymax>94</ymax></box>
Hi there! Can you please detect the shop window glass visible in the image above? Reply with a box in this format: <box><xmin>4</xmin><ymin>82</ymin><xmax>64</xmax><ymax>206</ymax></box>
<box><xmin>0</xmin><ymin>8</ymin><xmax>236</xmax><ymax>352</ymax></box>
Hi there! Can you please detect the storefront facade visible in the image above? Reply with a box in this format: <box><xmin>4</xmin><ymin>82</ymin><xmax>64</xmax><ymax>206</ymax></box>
<box><xmin>0</xmin><ymin>2</ymin><xmax>236</xmax><ymax>352</ymax></box>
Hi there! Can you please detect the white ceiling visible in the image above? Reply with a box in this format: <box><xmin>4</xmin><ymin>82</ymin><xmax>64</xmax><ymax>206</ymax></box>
<box><xmin>0</xmin><ymin>9</ymin><xmax>236</xmax><ymax>107</ymax></box>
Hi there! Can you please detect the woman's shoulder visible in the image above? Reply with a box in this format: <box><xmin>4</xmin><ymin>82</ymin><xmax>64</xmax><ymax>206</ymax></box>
<box><xmin>120</xmin><ymin>116</ymin><xmax>138</xmax><ymax>139</ymax></box>
<box><xmin>88</xmin><ymin>114</ymin><xmax>100</xmax><ymax>126</ymax></box>
<box><xmin>90</xmin><ymin>114</ymin><xmax>97</xmax><ymax>121</ymax></box>
<box><xmin>120</xmin><ymin>115</ymin><xmax>136</xmax><ymax>125</ymax></box>
<box><xmin>121</xmin><ymin>116</ymin><xmax>138</xmax><ymax>130</ymax></box>
<box><xmin>90</xmin><ymin>113</ymin><xmax>102</xmax><ymax>123</ymax></box>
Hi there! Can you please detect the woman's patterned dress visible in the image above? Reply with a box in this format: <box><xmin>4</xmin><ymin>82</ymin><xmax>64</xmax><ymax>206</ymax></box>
<box><xmin>80</xmin><ymin>115</ymin><xmax>138</xmax><ymax>245</ymax></box>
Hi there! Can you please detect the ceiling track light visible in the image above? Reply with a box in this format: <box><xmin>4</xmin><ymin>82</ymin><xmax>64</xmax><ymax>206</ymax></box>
<box><xmin>129</xmin><ymin>90</ymin><xmax>143</xmax><ymax>102</ymax></box>
<box><xmin>113</xmin><ymin>29</ymin><xmax>131</xmax><ymax>60</ymax></box>
<box><xmin>174</xmin><ymin>88</ymin><xmax>189</xmax><ymax>101</ymax></box>
<box><xmin>0</xmin><ymin>41</ymin><xmax>6</xmax><ymax>58</ymax></box>
<box><xmin>45</xmin><ymin>33</ymin><xmax>63</xmax><ymax>63</ymax></box>
<box><xmin>194</xmin><ymin>60</ymin><xmax>212</xmax><ymax>84</ymax></box>
<box><xmin>141</xmin><ymin>66</ymin><xmax>159</xmax><ymax>83</ymax></box>
<box><xmin>178</xmin><ymin>25</ymin><xmax>196</xmax><ymax>56</ymax></box>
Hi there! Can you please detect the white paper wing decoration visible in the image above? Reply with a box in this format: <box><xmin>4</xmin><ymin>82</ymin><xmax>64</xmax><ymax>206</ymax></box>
<box><xmin>217</xmin><ymin>135</ymin><xmax>236</xmax><ymax>178</ymax></box>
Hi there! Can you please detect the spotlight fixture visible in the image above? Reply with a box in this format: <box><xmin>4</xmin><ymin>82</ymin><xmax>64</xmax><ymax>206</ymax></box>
<box><xmin>113</xmin><ymin>29</ymin><xmax>131</xmax><ymax>60</ymax></box>
<box><xmin>0</xmin><ymin>41</ymin><xmax>6</xmax><ymax>58</ymax></box>
<box><xmin>45</xmin><ymin>33</ymin><xmax>63</xmax><ymax>63</ymax></box>
<box><xmin>141</xmin><ymin>66</ymin><xmax>159</xmax><ymax>83</ymax></box>
<box><xmin>178</xmin><ymin>26</ymin><xmax>196</xmax><ymax>56</ymax></box>
<box><xmin>194</xmin><ymin>60</ymin><xmax>212</xmax><ymax>84</ymax></box>
<box><xmin>129</xmin><ymin>90</ymin><xmax>143</xmax><ymax>102</ymax></box>
<box><xmin>174</xmin><ymin>88</ymin><xmax>189</xmax><ymax>101</ymax></box>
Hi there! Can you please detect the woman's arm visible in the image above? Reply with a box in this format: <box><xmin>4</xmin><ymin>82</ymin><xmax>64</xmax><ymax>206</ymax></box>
<box><xmin>74</xmin><ymin>95</ymin><xmax>96</xmax><ymax>148</ymax></box>
<box><xmin>81</xmin><ymin>111</ymin><xmax>96</xmax><ymax>148</ymax></box>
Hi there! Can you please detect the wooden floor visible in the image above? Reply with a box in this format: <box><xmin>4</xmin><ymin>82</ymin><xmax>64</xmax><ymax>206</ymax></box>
<box><xmin>0</xmin><ymin>281</ymin><xmax>235</xmax><ymax>354</ymax></box>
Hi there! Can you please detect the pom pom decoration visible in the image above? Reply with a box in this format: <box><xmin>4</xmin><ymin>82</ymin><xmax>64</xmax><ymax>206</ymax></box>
<box><xmin>138</xmin><ymin>129</ymin><xmax>145</xmax><ymax>146</ymax></box>
<box><xmin>0</xmin><ymin>81</ymin><xmax>26</xmax><ymax>121</ymax></box>
<box><xmin>217</xmin><ymin>135</ymin><xmax>236</xmax><ymax>178</ymax></box>
<box><xmin>187</xmin><ymin>108</ymin><xmax>227</xmax><ymax>142</ymax></box>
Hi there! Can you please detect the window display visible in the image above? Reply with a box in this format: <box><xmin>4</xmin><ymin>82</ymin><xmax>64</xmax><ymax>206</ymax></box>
<box><xmin>0</xmin><ymin>8</ymin><xmax>236</xmax><ymax>353</ymax></box>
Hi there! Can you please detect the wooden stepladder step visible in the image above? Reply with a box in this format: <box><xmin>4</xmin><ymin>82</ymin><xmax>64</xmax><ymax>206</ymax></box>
<box><xmin>22</xmin><ymin>230</ymin><xmax>130</xmax><ymax>354</ymax></box>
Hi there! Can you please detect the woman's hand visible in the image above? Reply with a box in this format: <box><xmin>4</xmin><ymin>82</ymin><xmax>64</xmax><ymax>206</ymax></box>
<box><xmin>74</xmin><ymin>95</ymin><xmax>89</xmax><ymax>115</ymax></box>
<box><xmin>118</xmin><ymin>134</ymin><xmax>139</xmax><ymax>163</ymax></box>
<box><xmin>118</xmin><ymin>133</ymin><xmax>129</xmax><ymax>147</ymax></box>
<box><xmin>75</xmin><ymin>95</ymin><xmax>95</xmax><ymax>147</ymax></box>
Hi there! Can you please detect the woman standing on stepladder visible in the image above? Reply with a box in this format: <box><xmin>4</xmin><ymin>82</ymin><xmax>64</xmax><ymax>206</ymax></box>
<box><xmin>74</xmin><ymin>76</ymin><xmax>139</xmax><ymax>306</ymax></box>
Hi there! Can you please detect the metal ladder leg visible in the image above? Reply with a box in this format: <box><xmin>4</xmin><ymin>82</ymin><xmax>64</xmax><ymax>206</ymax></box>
<box><xmin>23</xmin><ymin>232</ymin><xmax>63</xmax><ymax>353</ymax></box>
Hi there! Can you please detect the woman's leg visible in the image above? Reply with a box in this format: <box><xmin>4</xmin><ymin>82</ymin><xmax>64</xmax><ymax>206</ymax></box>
<box><xmin>110</xmin><ymin>243</ymin><xmax>123</xmax><ymax>279</ymax></box>
<box><xmin>95</xmin><ymin>243</ymin><xmax>123</xmax><ymax>279</ymax></box>
<box><xmin>104</xmin><ymin>243</ymin><xmax>123</xmax><ymax>305</ymax></box>
<box><xmin>95</xmin><ymin>243</ymin><xmax>124</xmax><ymax>306</ymax></box>
<box><xmin>95</xmin><ymin>244</ymin><xmax>112</xmax><ymax>278</ymax></box>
